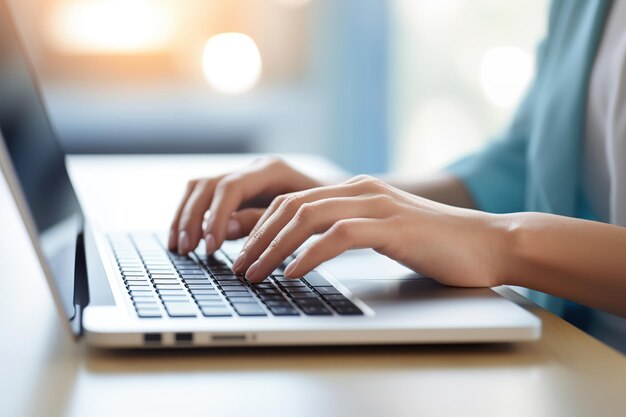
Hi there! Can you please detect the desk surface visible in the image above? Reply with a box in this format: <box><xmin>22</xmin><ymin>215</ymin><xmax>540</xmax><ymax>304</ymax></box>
<box><xmin>1</xmin><ymin>155</ymin><xmax>625</xmax><ymax>417</ymax></box>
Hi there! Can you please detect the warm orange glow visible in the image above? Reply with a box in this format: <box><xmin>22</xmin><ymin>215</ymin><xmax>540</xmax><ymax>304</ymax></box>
<box><xmin>49</xmin><ymin>0</ymin><xmax>176</xmax><ymax>54</ymax></box>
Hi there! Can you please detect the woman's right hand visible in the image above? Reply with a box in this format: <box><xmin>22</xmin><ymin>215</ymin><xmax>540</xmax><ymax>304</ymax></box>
<box><xmin>168</xmin><ymin>156</ymin><xmax>324</xmax><ymax>255</ymax></box>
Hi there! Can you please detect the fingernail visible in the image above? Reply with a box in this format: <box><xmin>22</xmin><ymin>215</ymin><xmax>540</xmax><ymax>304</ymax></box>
<box><xmin>227</xmin><ymin>219</ymin><xmax>241</xmax><ymax>236</ymax></box>
<box><xmin>168</xmin><ymin>229</ymin><xmax>176</xmax><ymax>250</ymax></box>
<box><xmin>178</xmin><ymin>231</ymin><xmax>189</xmax><ymax>255</ymax></box>
<box><xmin>284</xmin><ymin>259</ymin><xmax>299</xmax><ymax>277</ymax></box>
<box><xmin>246</xmin><ymin>260</ymin><xmax>260</xmax><ymax>281</ymax></box>
<box><xmin>205</xmin><ymin>233</ymin><xmax>216</xmax><ymax>254</ymax></box>
<box><xmin>232</xmin><ymin>254</ymin><xmax>244</xmax><ymax>272</ymax></box>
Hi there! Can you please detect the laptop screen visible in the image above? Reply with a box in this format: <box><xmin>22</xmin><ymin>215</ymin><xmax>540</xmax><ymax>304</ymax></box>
<box><xmin>0</xmin><ymin>2</ymin><xmax>83</xmax><ymax>321</ymax></box>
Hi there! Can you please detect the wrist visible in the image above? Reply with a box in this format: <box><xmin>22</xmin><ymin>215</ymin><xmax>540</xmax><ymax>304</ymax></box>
<box><xmin>490</xmin><ymin>213</ymin><xmax>531</xmax><ymax>287</ymax></box>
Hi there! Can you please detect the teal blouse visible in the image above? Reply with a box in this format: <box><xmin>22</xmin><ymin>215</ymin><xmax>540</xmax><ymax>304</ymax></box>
<box><xmin>447</xmin><ymin>0</ymin><xmax>612</xmax><ymax>317</ymax></box>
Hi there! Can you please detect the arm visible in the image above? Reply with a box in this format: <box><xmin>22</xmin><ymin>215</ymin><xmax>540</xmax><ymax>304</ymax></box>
<box><xmin>500</xmin><ymin>212</ymin><xmax>626</xmax><ymax>317</ymax></box>
<box><xmin>231</xmin><ymin>176</ymin><xmax>626</xmax><ymax>318</ymax></box>
<box><xmin>381</xmin><ymin>172</ymin><xmax>476</xmax><ymax>209</ymax></box>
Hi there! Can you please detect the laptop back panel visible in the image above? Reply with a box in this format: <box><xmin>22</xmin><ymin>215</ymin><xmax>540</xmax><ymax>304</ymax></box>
<box><xmin>0</xmin><ymin>1</ymin><xmax>84</xmax><ymax>324</ymax></box>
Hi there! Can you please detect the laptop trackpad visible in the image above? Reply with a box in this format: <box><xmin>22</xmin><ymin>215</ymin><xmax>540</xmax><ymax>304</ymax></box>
<box><xmin>321</xmin><ymin>248</ymin><xmax>424</xmax><ymax>281</ymax></box>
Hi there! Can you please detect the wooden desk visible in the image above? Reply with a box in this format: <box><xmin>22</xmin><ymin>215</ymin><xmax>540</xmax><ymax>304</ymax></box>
<box><xmin>1</xmin><ymin>155</ymin><xmax>625</xmax><ymax>417</ymax></box>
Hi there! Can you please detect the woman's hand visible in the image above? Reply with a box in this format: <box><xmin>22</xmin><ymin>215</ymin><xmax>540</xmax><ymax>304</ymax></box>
<box><xmin>232</xmin><ymin>175</ymin><xmax>508</xmax><ymax>287</ymax></box>
<box><xmin>169</xmin><ymin>157</ymin><xmax>324</xmax><ymax>255</ymax></box>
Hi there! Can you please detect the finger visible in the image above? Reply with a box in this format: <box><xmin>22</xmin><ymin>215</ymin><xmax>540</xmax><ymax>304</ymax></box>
<box><xmin>203</xmin><ymin>160</ymin><xmax>289</xmax><ymax>254</ymax></box>
<box><xmin>246</xmin><ymin>175</ymin><xmax>381</xmax><ymax>242</ymax></box>
<box><xmin>245</xmin><ymin>195</ymin><xmax>395</xmax><ymax>282</ymax></box>
<box><xmin>168</xmin><ymin>180</ymin><xmax>198</xmax><ymax>251</ymax></box>
<box><xmin>224</xmin><ymin>208</ymin><xmax>265</xmax><ymax>240</ymax></box>
<box><xmin>177</xmin><ymin>179</ymin><xmax>218</xmax><ymax>254</ymax></box>
<box><xmin>284</xmin><ymin>218</ymin><xmax>392</xmax><ymax>278</ymax></box>
<box><xmin>233</xmin><ymin>181</ymin><xmax>376</xmax><ymax>274</ymax></box>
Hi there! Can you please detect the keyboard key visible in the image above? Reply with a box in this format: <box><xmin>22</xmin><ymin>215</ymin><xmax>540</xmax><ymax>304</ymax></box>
<box><xmin>148</xmin><ymin>270</ymin><xmax>178</xmax><ymax>276</ymax></box>
<box><xmin>196</xmin><ymin>299</ymin><xmax>226</xmax><ymax>308</ymax></box>
<box><xmin>174</xmin><ymin>263</ymin><xmax>199</xmax><ymax>269</ymax></box>
<box><xmin>180</xmin><ymin>272</ymin><xmax>206</xmax><ymax>277</ymax></box>
<box><xmin>293</xmin><ymin>298</ymin><xmax>325</xmax><ymax>307</ymax></box>
<box><xmin>189</xmin><ymin>289</ymin><xmax>218</xmax><ymax>295</ymax></box>
<box><xmin>158</xmin><ymin>289</ymin><xmax>187</xmax><ymax>296</ymax></box>
<box><xmin>163</xmin><ymin>302</ymin><xmax>197</xmax><ymax>317</ymax></box>
<box><xmin>289</xmin><ymin>292</ymin><xmax>318</xmax><ymax>299</ymax></box>
<box><xmin>176</xmin><ymin>265</ymin><xmax>204</xmax><ymax>271</ymax></box>
<box><xmin>212</xmin><ymin>272</ymin><xmax>240</xmax><ymax>278</ymax></box>
<box><xmin>192</xmin><ymin>294</ymin><xmax>223</xmax><ymax>301</ymax></box>
<box><xmin>121</xmin><ymin>268</ymin><xmax>146</xmax><ymax>274</ymax></box>
<box><xmin>186</xmin><ymin>284</ymin><xmax>215</xmax><ymax>290</ymax></box>
<box><xmin>256</xmin><ymin>294</ymin><xmax>286</xmax><ymax>302</ymax></box>
<box><xmin>227</xmin><ymin>297</ymin><xmax>258</xmax><ymax>304</ymax></box>
<box><xmin>215</xmin><ymin>280</ymin><xmax>243</xmax><ymax>286</ymax></box>
<box><xmin>303</xmin><ymin>271</ymin><xmax>331</xmax><ymax>287</ymax></box>
<box><xmin>333</xmin><ymin>305</ymin><xmax>364</xmax><ymax>315</ymax></box>
<box><xmin>327</xmin><ymin>299</ymin><xmax>359</xmax><ymax>308</ymax></box>
<box><xmin>323</xmin><ymin>294</ymin><xmax>351</xmax><ymax>302</ymax></box>
<box><xmin>263</xmin><ymin>300</ymin><xmax>293</xmax><ymax>307</ymax></box>
<box><xmin>118</xmin><ymin>262</ymin><xmax>143</xmax><ymax>268</ymax></box>
<box><xmin>136</xmin><ymin>308</ymin><xmax>162</xmax><ymax>318</ymax></box>
<box><xmin>126</xmin><ymin>282</ymin><xmax>151</xmax><ymax>288</ymax></box>
<box><xmin>153</xmin><ymin>279</ymin><xmax>179</xmax><ymax>285</ymax></box>
<box><xmin>122</xmin><ymin>273</ymin><xmax>149</xmax><ymax>279</ymax></box>
<box><xmin>300</xmin><ymin>304</ymin><xmax>332</xmax><ymax>316</ymax></box>
<box><xmin>132</xmin><ymin>295</ymin><xmax>157</xmax><ymax>302</ymax></box>
<box><xmin>151</xmin><ymin>274</ymin><xmax>179</xmax><ymax>279</ymax></box>
<box><xmin>223</xmin><ymin>290</ymin><xmax>251</xmax><ymax>298</ymax></box>
<box><xmin>283</xmin><ymin>286</ymin><xmax>312</xmax><ymax>294</ymax></box>
<box><xmin>124</xmin><ymin>277</ymin><xmax>150</xmax><ymax>283</ymax></box>
<box><xmin>144</xmin><ymin>261</ymin><xmax>172</xmax><ymax>266</ymax></box>
<box><xmin>181</xmin><ymin>276</ymin><xmax>210</xmax><ymax>282</ymax></box>
<box><xmin>226</xmin><ymin>296</ymin><xmax>255</xmax><ymax>304</ymax></box>
<box><xmin>233</xmin><ymin>304</ymin><xmax>266</xmax><ymax>316</ymax></box>
<box><xmin>160</xmin><ymin>295</ymin><xmax>189</xmax><ymax>302</ymax></box>
<box><xmin>278</xmin><ymin>281</ymin><xmax>307</xmax><ymax>288</ymax></box>
<box><xmin>269</xmin><ymin>306</ymin><xmax>299</xmax><ymax>316</ymax></box>
<box><xmin>255</xmin><ymin>288</ymin><xmax>280</xmax><ymax>295</ymax></box>
<box><xmin>202</xmin><ymin>254</ymin><xmax>228</xmax><ymax>264</ymax></box>
<box><xmin>218</xmin><ymin>281</ymin><xmax>246</xmax><ymax>287</ymax></box>
<box><xmin>251</xmin><ymin>283</ymin><xmax>275</xmax><ymax>289</ymax></box>
<box><xmin>315</xmin><ymin>286</ymin><xmax>342</xmax><ymax>296</ymax></box>
<box><xmin>221</xmin><ymin>286</ymin><xmax>249</xmax><ymax>292</ymax></box>
<box><xmin>200</xmin><ymin>306</ymin><xmax>232</xmax><ymax>317</ymax></box>
<box><xmin>155</xmin><ymin>284</ymin><xmax>183</xmax><ymax>291</ymax></box>
<box><xmin>130</xmin><ymin>289</ymin><xmax>154</xmax><ymax>297</ymax></box>
<box><xmin>210</xmin><ymin>266</ymin><xmax>235</xmax><ymax>272</ymax></box>
<box><xmin>134</xmin><ymin>301</ymin><xmax>160</xmax><ymax>309</ymax></box>
<box><xmin>272</xmin><ymin>275</ymin><xmax>291</xmax><ymax>282</ymax></box>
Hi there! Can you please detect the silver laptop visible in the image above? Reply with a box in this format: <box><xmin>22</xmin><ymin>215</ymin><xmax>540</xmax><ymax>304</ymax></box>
<box><xmin>0</xmin><ymin>1</ymin><xmax>540</xmax><ymax>348</ymax></box>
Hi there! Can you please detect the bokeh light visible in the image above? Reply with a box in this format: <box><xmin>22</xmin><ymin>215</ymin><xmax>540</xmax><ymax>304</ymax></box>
<box><xmin>202</xmin><ymin>33</ymin><xmax>262</xmax><ymax>95</ymax></box>
<box><xmin>50</xmin><ymin>0</ymin><xmax>175</xmax><ymax>54</ymax></box>
<box><xmin>480</xmin><ymin>46</ymin><xmax>534</xmax><ymax>108</ymax></box>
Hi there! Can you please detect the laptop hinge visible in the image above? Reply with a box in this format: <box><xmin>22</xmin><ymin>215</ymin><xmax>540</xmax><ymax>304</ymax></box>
<box><xmin>71</xmin><ymin>231</ymin><xmax>90</xmax><ymax>337</ymax></box>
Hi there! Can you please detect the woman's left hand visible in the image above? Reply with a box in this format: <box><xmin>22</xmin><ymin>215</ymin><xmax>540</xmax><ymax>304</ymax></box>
<box><xmin>232</xmin><ymin>175</ymin><xmax>508</xmax><ymax>287</ymax></box>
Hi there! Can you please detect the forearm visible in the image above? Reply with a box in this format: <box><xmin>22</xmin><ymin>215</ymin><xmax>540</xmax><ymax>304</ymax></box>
<box><xmin>381</xmin><ymin>172</ymin><xmax>476</xmax><ymax>209</ymax></box>
<box><xmin>499</xmin><ymin>212</ymin><xmax>626</xmax><ymax>316</ymax></box>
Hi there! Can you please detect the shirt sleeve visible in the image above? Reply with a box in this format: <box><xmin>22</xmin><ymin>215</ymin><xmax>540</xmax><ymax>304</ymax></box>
<box><xmin>446</xmin><ymin>40</ymin><xmax>547</xmax><ymax>214</ymax></box>
<box><xmin>445</xmin><ymin>120</ymin><xmax>530</xmax><ymax>214</ymax></box>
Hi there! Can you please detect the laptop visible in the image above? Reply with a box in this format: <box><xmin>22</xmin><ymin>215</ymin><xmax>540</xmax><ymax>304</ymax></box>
<box><xmin>0</xmin><ymin>1</ymin><xmax>540</xmax><ymax>348</ymax></box>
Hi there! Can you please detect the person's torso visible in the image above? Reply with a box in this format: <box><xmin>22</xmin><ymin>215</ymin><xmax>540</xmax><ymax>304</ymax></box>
<box><xmin>583</xmin><ymin>0</ymin><xmax>626</xmax><ymax>353</ymax></box>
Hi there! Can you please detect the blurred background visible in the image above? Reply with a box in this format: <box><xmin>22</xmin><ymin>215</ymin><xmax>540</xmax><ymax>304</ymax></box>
<box><xmin>7</xmin><ymin>0</ymin><xmax>547</xmax><ymax>177</ymax></box>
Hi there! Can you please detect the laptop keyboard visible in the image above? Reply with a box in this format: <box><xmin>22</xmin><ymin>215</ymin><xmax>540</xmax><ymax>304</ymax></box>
<box><xmin>108</xmin><ymin>234</ymin><xmax>364</xmax><ymax>319</ymax></box>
